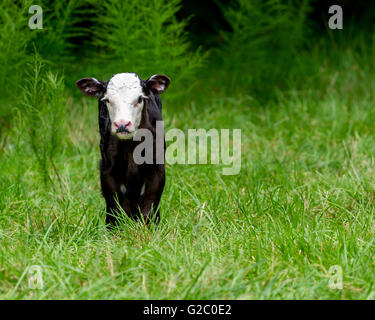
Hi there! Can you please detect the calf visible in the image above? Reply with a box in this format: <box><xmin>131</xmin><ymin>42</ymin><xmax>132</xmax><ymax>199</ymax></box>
<box><xmin>76</xmin><ymin>73</ymin><xmax>170</xmax><ymax>225</ymax></box>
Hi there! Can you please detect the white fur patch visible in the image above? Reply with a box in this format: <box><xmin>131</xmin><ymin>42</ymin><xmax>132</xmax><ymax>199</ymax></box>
<box><xmin>103</xmin><ymin>73</ymin><xmax>145</xmax><ymax>139</ymax></box>
<box><xmin>120</xmin><ymin>184</ymin><xmax>126</xmax><ymax>194</ymax></box>
<box><xmin>140</xmin><ymin>183</ymin><xmax>146</xmax><ymax>196</ymax></box>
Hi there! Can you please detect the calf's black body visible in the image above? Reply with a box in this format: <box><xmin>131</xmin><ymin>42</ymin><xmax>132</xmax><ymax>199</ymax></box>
<box><xmin>76</xmin><ymin>73</ymin><xmax>170</xmax><ymax>225</ymax></box>
<box><xmin>99</xmin><ymin>94</ymin><xmax>165</xmax><ymax>224</ymax></box>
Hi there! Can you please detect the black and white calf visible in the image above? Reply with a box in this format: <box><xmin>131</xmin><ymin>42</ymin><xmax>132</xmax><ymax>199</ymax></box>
<box><xmin>76</xmin><ymin>73</ymin><xmax>170</xmax><ymax>225</ymax></box>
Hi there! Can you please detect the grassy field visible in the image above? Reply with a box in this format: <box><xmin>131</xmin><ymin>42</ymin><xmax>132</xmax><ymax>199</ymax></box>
<box><xmin>2</xmin><ymin>53</ymin><xmax>375</xmax><ymax>299</ymax></box>
<box><xmin>1</xmin><ymin>0</ymin><xmax>375</xmax><ymax>300</ymax></box>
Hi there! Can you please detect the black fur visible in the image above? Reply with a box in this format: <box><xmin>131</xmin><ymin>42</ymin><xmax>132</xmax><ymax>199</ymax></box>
<box><xmin>76</xmin><ymin>73</ymin><xmax>169</xmax><ymax>225</ymax></box>
<box><xmin>99</xmin><ymin>93</ymin><xmax>165</xmax><ymax>225</ymax></box>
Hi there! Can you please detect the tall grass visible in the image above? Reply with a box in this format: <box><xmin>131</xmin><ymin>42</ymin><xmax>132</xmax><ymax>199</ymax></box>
<box><xmin>1</xmin><ymin>0</ymin><xmax>375</xmax><ymax>300</ymax></box>
<box><xmin>2</xmin><ymin>80</ymin><xmax>375</xmax><ymax>299</ymax></box>
<box><xmin>16</xmin><ymin>54</ymin><xmax>68</xmax><ymax>188</ymax></box>
<box><xmin>0</xmin><ymin>0</ymin><xmax>34</xmax><ymax>101</ymax></box>
<box><xmin>286</xmin><ymin>32</ymin><xmax>375</xmax><ymax>103</ymax></box>
<box><xmin>0</xmin><ymin>0</ymin><xmax>88</xmax><ymax>127</ymax></box>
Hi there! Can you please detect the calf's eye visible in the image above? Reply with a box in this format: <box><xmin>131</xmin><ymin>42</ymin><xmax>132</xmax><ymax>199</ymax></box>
<box><xmin>137</xmin><ymin>96</ymin><xmax>143</xmax><ymax>104</ymax></box>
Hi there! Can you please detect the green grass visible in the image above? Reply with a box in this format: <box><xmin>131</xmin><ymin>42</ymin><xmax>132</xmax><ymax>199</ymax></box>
<box><xmin>1</xmin><ymin>0</ymin><xmax>375</xmax><ymax>300</ymax></box>
<box><xmin>2</xmin><ymin>69</ymin><xmax>375</xmax><ymax>299</ymax></box>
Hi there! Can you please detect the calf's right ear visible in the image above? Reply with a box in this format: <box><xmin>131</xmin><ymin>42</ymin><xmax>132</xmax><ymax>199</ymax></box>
<box><xmin>76</xmin><ymin>78</ymin><xmax>106</xmax><ymax>97</ymax></box>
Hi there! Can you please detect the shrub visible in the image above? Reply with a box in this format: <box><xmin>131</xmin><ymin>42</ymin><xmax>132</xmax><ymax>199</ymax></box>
<box><xmin>90</xmin><ymin>0</ymin><xmax>205</xmax><ymax>98</ymax></box>
<box><xmin>0</xmin><ymin>0</ymin><xmax>86</xmax><ymax>123</ymax></box>
<box><xmin>17</xmin><ymin>53</ymin><xmax>68</xmax><ymax>187</ymax></box>
<box><xmin>31</xmin><ymin>0</ymin><xmax>88</xmax><ymax>65</ymax></box>
<box><xmin>217</xmin><ymin>0</ymin><xmax>312</xmax><ymax>99</ymax></box>
<box><xmin>0</xmin><ymin>0</ymin><xmax>34</xmax><ymax>100</ymax></box>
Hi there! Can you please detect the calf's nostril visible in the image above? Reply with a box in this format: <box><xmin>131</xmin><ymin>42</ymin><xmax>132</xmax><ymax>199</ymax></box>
<box><xmin>114</xmin><ymin>120</ymin><xmax>132</xmax><ymax>133</ymax></box>
<box><xmin>116</xmin><ymin>125</ymin><xmax>128</xmax><ymax>133</ymax></box>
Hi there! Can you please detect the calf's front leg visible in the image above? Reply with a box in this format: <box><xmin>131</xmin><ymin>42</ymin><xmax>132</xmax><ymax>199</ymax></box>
<box><xmin>100</xmin><ymin>170</ymin><xmax>123</xmax><ymax>226</ymax></box>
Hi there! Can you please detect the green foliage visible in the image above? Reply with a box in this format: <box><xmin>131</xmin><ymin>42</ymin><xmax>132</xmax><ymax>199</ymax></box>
<box><xmin>90</xmin><ymin>0</ymin><xmax>205</xmax><ymax>96</ymax></box>
<box><xmin>286</xmin><ymin>32</ymin><xmax>375</xmax><ymax>103</ymax></box>
<box><xmin>1</xmin><ymin>0</ymin><xmax>375</xmax><ymax>300</ymax></box>
<box><xmin>2</xmin><ymin>82</ymin><xmax>375</xmax><ymax>298</ymax></box>
<box><xmin>31</xmin><ymin>0</ymin><xmax>88</xmax><ymax>65</ymax></box>
<box><xmin>0</xmin><ymin>0</ymin><xmax>86</xmax><ymax>123</ymax></box>
<box><xmin>217</xmin><ymin>0</ymin><xmax>312</xmax><ymax>97</ymax></box>
<box><xmin>0</xmin><ymin>0</ymin><xmax>34</xmax><ymax>99</ymax></box>
<box><xmin>17</xmin><ymin>54</ymin><xmax>68</xmax><ymax>186</ymax></box>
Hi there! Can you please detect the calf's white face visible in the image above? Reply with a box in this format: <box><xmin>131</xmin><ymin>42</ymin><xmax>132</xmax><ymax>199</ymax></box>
<box><xmin>76</xmin><ymin>72</ymin><xmax>170</xmax><ymax>140</ymax></box>
<box><xmin>103</xmin><ymin>73</ymin><xmax>145</xmax><ymax>139</ymax></box>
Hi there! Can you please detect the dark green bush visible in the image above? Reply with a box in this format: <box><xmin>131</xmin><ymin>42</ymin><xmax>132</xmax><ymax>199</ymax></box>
<box><xmin>89</xmin><ymin>0</ymin><xmax>205</xmax><ymax>98</ymax></box>
<box><xmin>217</xmin><ymin>0</ymin><xmax>312</xmax><ymax>98</ymax></box>
<box><xmin>0</xmin><ymin>0</ymin><xmax>34</xmax><ymax>100</ymax></box>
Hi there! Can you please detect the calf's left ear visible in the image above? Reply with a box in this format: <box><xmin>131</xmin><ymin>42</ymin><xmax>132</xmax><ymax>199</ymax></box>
<box><xmin>144</xmin><ymin>74</ymin><xmax>170</xmax><ymax>95</ymax></box>
<box><xmin>76</xmin><ymin>78</ymin><xmax>106</xmax><ymax>98</ymax></box>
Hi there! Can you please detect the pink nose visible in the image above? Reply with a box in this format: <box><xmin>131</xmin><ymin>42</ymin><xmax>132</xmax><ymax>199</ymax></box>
<box><xmin>113</xmin><ymin>120</ymin><xmax>131</xmax><ymax>131</ymax></box>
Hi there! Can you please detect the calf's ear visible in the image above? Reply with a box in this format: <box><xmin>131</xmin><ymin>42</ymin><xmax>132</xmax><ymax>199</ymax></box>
<box><xmin>144</xmin><ymin>74</ymin><xmax>170</xmax><ymax>95</ymax></box>
<box><xmin>76</xmin><ymin>78</ymin><xmax>106</xmax><ymax>97</ymax></box>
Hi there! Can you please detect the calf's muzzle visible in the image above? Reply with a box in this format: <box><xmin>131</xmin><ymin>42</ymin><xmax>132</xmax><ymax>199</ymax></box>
<box><xmin>113</xmin><ymin>120</ymin><xmax>132</xmax><ymax>133</ymax></box>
